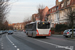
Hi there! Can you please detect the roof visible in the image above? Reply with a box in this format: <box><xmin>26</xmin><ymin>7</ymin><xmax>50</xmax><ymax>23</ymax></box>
<box><xmin>46</xmin><ymin>0</ymin><xmax>75</xmax><ymax>15</ymax></box>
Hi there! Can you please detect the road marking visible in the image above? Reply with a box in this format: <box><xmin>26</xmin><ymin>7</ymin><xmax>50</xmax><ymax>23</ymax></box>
<box><xmin>34</xmin><ymin>39</ymin><xmax>74</xmax><ymax>50</ymax></box>
<box><xmin>1</xmin><ymin>45</ymin><xmax>3</xmax><ymax>47</ymax></box>
<box><xmin>1</xmin><ymin>43</ymin><xmax>4</xmax><ymax>49</ymax></box>
<box><xmin>1</xmin><ymin>37</ymin><xmax>3</xmax><ymax>49</ymax></box>
<box><xmin>1</xmin><ymin>47</ymin><xmax>4</xmax><ymax>49</ymax></box>
<box><xmin>14</xmin><ymin>46</ymin><xmax>17</xmax><ymax>48</ymax></box>
<box><xmin>6</xmin><ymin>35</ymin><xmax>20</xmax><ymax>50</ymax></box>
<box><xmin>12</xmin><ymin>44</ymin><xmax>15</xmax><ymax>45</ymax></box>
<box><xmin>17</xmin><ymin>48</ymin><xmax>20</xmax><ymax>50</ymax></box>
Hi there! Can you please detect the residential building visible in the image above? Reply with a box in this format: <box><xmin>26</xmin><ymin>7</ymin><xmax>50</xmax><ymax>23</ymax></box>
<box><xmin>32</xmin><ymin>6</ymin><xmax>49</xmax><ymax>22</ymax></box>
<box><xmin>31</xmin><ymin>14</ymin><xmax>39</xmax><ymax>22</ymax></box>
<box><xmin>13</xmin><ymin>23</ymin><xmax>25</xmax><ymax>30</ymax></box>
<box><xmin>47</xmin><ymin>0</ymin><xmax>75</xmax><ymax>27</ymax></box>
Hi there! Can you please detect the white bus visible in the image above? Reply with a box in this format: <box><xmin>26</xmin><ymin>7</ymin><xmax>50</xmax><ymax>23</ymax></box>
<box><xmin>25</xmin><ymin>21</ymin><xmax>51</xmax><ymax>37</ymax></box>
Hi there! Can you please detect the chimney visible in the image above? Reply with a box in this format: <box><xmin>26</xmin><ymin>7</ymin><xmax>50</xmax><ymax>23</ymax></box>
<box><xmin>56</xmin><ymin>0</ymin><xmax>59</xmax><ymax>5</ymax></box>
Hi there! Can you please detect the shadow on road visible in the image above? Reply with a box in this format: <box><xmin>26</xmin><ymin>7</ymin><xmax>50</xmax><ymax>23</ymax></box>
<box><xmin>33</xmin><ymin>36</ymin><xmax>50</xmax><ymax>39</ymax></box>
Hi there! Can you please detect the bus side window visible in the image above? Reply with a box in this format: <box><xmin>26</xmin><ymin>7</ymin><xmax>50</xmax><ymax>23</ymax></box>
<box><xmin>28</xmin><ymin>24</ymin><xmax>33</xmax><ymax>31</ymax></box>
<box><xmin>32</xmin><ymin>23</ymin><xmax>36</xmax><ymax>31</ymax></box>
<box><xmin>26</xmin><ymin>25</ymin><xmax>28</xmax><ymax>31</ymax></box>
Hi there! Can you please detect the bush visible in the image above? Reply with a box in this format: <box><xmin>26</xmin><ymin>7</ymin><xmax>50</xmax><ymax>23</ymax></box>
<box><xmin>51</xmin><ymin>27</ymin><xmax>55</xmax><ymax>31</ymax></box>
<box><xmin>55</xmin><ymin>24</ymin><xmax>68</xmax><ymax>32</ymax></box>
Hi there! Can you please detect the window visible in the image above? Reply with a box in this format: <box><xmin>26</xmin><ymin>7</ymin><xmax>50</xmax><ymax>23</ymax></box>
<box><xmin>61</xmin><ymin>3</ymin><xmax>64</xmax><ymax>8</ymax></box>
<box><xmin>52</xmin><ymin>8</ymin><xmax>56</xmax><ymax>12</ymax></box>
<box><xmin>70</xmin><ymin>30</ymin><xmax>75</xmax><ymax>32</ymax></box>
<box><xmin>64</xmin><ymin>30</ymin><xmax>68</xmax><ymax>33</ymax></box>
<box><xmin>28</xmin><ymin>24</ymin><xmax>33</xmax><ymax>29</ymax></box>
<box><xmin>67</xmin><ymin>0</ymin><xmax>71</xmax><ymax>5</ymax></box>
<box><xmin>32</xmin><ymin>23</ymin><xmax>36</xmax><ymax>31</ymax></box>
<box><xmin>49</xmin><ymin>9</ymin><xmax>51</xmax><ymax>12</ymax></box>
<box><xmin>38</xmin><ymin>22</ymin><xmax>50</xmax><ymax>29</ymax></box>
<box><xmin>56</xmin><ymin>6</ymin><xmax>59</xmax><ymax>10</ymax></box>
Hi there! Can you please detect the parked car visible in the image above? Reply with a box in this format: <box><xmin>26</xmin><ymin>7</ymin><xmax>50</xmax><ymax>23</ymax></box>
<box><xmin>0</xmin><ymin>31</ymin><xmax>3</xmax><ymax>35</ymax></box>
<box><xmin>2</xmin><ymin>30</ymin><xmax>6</xmax><ymax>34</ymax></box>
<box><xmin>13</xmin><ymin>30</ymin><xmax>17</xmax><ymax>32</ymax></box>
<box><xmin>63</xmin><ymin>29</ymin><xmax>75</xmax><ymax>38</ymax></box>
<box><xmin>8</xmin><ymin>30</ymin><xmax>13</xmax><ymax>35</ymax></box>
<box><xmin>4</xmin><ymin>30</ymin><xmax>8</xmax><ymax>33</ymax></box>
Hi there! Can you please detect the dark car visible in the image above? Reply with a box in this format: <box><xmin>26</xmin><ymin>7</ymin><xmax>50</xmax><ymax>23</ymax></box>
<box><xmin>8</xmin><ymin>30</ymin><xmax>13</xmax><ymax>35</ymax></box>
<box><xmin>0</xmin><ymin>31</ymin><xmax>3</xmax><ymax>35</ymax></box>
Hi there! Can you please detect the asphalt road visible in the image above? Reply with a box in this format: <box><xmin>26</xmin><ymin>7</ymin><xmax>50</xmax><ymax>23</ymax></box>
<box><xmin>0</xmin><ymin>32</ymin><xmax>75</xmax><ymax>50</ymax></box>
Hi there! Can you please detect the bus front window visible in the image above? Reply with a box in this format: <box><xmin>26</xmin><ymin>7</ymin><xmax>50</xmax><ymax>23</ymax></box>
<box><xmin>38</xmin><ymin>22</ymin><xmax>50</xmax><ymax>29</ymax></box>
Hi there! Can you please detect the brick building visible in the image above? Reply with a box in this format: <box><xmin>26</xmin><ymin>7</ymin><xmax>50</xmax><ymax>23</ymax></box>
<box><xmin>31</xmin><ymin>6</ymin><xmax>49</xmax><ymax>22</ymax></box>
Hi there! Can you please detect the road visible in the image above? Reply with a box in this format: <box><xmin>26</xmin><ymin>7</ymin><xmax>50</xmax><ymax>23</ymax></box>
<box><xmin>0</xmin><ymin>31</ymin><xmax>75</xmax><ymax>50</ymax></box>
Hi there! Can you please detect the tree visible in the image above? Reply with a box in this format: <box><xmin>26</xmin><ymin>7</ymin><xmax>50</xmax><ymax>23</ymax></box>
<box><xmin>3</xmin><ymin>20</ymin><xmax>9</xmax><ymax>30</ymax></box>
<box><xmin>0</xmin><ymin>0</ymin><xmax>10</xmax><ymax>30</ymax></box>
<box><xmin>23</xmin><ymin>17</ymin><xmax>32</xmax><ymax>29</ymax></box>
<box><xmin>0</xmin><ymin>0</ymin><xmax>9</xmax><ymax>22</ymax></box>
<box><xmin>37</xmin><ymin>5</ymin><xmax>45</xmax><ymax>21</ymax></box>
<box><xmin>66</xmin><ymin>7</ymin><xmax>75</xmax><ymax>38</ymax></box>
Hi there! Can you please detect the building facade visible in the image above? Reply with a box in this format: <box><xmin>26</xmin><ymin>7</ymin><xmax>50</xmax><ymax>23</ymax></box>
<box><xmin>47</xmin><ymin>0</ymin><xmax>75</xmax><ymax>27</ymax></box>
<box><xmin>31</xmin><ymin>6</ymin><xmax>49</xmax><ymax>22</ymax></box>
<box><xmin>13</xmin><ymin>23</ymin><xmax>24</xmax><ymax>30</ymax></box>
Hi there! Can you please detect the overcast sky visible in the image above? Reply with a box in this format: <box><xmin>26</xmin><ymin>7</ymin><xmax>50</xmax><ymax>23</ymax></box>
<box><xmin>7</xmin><ymin>0</ymin><xmax>62</xmax><ymax>23</ymax></box>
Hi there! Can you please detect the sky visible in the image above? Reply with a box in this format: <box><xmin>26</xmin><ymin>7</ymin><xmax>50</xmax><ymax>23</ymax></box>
<box><xmin>7</xmin><ymin>0</ymin><xmax>62</xmax><ymax>24</ymax></box>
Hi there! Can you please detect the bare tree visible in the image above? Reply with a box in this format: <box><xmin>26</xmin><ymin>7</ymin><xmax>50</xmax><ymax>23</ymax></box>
<box><xmin>32</xmin><ymin>15</ymin><xmax>36</xmax><ymax>22</ymax></box>
<box><xmin>66</xmin><ymin>7</ymin><xmax>75</xmax><ymax>38</ymax></box>
<box><xmin>37</xmin><ymin>5</ymin><xmax>45</xmax><ymax>21</ymax></box>
<box><xmin>0</xmin><ymin>0</ymin><xmax>10</xmax><ymax>30</ymax></box>
<box><xmin>23</xmin><ymin>17</ymin><xmax>32</xmax><ymax>29</ymax></box>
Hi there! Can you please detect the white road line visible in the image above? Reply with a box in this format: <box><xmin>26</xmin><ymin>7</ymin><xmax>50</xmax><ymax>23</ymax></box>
<box><xmin>12</xmin><ymin>44</ymin><xmax>15</xmax><ymax>45</ymax></box>
<box><xmin>33</xmin><ymin>39</ymin><xmax>74</xmax><ymax>50</ymax></box>
<box><xmin>1</xmin><ymin>35</ymin><xmax>4</xmax><ymax>50</ymax></box>
<box><xmin>1</xmin><ymin>43</ymin><xmax>3</xmax><ymax>45</ymax></box>
<box><xmin>6</xmin><ymin>35</ymin><xmax>20</xmax><ymax>50</ymax></box>
<box><xmin>1</xmin><ymin>47</ymin><xmax>4</xmax><ymax>49</ymax></box>
<box><xmin>1</xmin><ymin>45</ymin><xmax>3</xmax><ymax>47</ymax></box>
<box><xmin>17</xmin><ymin>48</ymin><xmax>20</xmax><ymax>50</ymax></box>
<box><xmin>14</xmin><ymin>46</ymin><xmax>17</xmax><ymax>48</ymax></box>
<box><xmin>1</xmin><ymin>43</ymin><xmax>4</xmax><ymax>49</ymax></box>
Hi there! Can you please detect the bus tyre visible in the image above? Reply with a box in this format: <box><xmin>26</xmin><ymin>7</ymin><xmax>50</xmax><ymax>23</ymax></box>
<box><xmin>27</xmin><ymin>33</ymin><xmax>29</xmax><ymax>37</ymax></box>
<box><xmin>32</xmin><ymin>33</ymin><xmax>34</xmax><ymax>37</ymax></box>
<box><xmin>43</xmin><ymin>36</ymin><xmax>46</xmax><ymax>38</ymax></box>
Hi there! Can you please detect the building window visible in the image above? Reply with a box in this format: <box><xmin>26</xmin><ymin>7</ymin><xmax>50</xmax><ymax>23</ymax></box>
<box><xmin>61</xmin><ymin>3</ymin><xmax>64</xmax><ymax>8</ymax></box>
<box><xmin>52</xmin><ymin>8</ymin><xmax>56</xmax><ymax>12</ymax></box>
<box><xmin>56</xmin><ymin>6</ymin><xmax>59</xmax><ymax>10</ymax></box>
<box><xmin>49</xmin><ymin>9</ymin><xmax>51</xmax><ymax>13</ymax></box>
<box><xmin>67</xmin><ymin>0</ymin><xmax>71</xmax><ymax>5</ymax></box>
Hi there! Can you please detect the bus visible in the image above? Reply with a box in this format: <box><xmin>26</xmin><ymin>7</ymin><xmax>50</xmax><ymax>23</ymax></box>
<box><xmin>25</xmin><ymin>21</ymin><xmax>51</xmax><ymax>38</ymax></box>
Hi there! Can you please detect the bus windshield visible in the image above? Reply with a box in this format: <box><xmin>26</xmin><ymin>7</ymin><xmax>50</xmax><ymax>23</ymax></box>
<box><xmin>38</xmin><ymin>22</ymin><xmax>50</xmax><ymax>29</ymax></box>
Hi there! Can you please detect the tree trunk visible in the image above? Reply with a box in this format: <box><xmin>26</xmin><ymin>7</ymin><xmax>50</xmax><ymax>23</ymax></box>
<box><xmin>72</xmin><ymin>26</ymin><xmax>74</xmax><ymax>39</ymax></box>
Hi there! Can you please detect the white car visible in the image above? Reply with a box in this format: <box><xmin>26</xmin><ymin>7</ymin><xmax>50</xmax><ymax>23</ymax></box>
<box><xmin>63</xmin><ymin>29</ymin><xmax>75</xmax><ymax>38</ymax></box>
